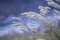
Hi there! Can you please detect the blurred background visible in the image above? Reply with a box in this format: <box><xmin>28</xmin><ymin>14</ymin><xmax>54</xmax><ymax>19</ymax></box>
<box><xmin>0</xmin><ymin>0</ymin><xmax>60</xmax><ymax>40</ymax></box>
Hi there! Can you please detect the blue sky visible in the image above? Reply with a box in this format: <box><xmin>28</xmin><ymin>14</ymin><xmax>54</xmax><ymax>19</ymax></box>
<box><xmin>0</xmin><ymin>0</ymin><xmax>60</xmax><ymax>37</ymax></box>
